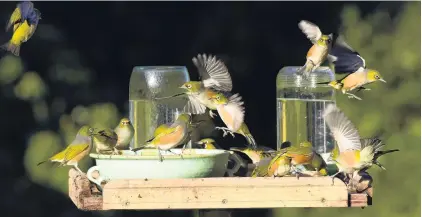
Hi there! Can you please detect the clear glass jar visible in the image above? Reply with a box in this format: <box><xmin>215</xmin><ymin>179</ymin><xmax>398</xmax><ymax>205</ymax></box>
<box><xmin>129</xmin><ymin>66</ymin><xmax>190</xmax><ymax>149</ymax></box>
<box><xmin>276</xmin><ymin>66</ymin><xmax>336</xmax><ymax>154</ymax></box>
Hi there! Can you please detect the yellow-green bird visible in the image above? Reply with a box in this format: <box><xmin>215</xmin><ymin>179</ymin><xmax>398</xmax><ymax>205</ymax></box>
<box><xmin>322</xmin><ymin>36</ymin><xmax>386</xmax><ymax>100</ymax></box>
<box><xmin>323</xmin><ymin>104</ymin><xmax>399</xmax><ymax>185</ymax></box>
<box><xmin>114</xmin><ymin>118</ymin><xmax>134</xmax><ymax>151</ymax></box>
<box><xmin>37</xmin><ymin>125</ymin><xmax>94</xmax><ymax>173</ymax></box>
<box><xmin>157</xmin><ymin>54</ymin><xmax>233</xmax><ymax>118</ymax></box>
<box><xmin>2</xmin><ymin>7</ymin><xmax>41</xmax><ymax>56</ymax></box>
<box><xmin>297</xmin><ymin>20</ymin><xmax>333</xmax><ymax>79</ymax></box>
<box><xmin>251</xmin><ymin>152</ymin><xmax>292</xmax><ymax>178</ymax></box>
<box><xmin>132</xmin><ymin>113</ymin><xmax>192</xmax><ymax>162</ymax></box>
<box><xmin>230</xmin><ymin>146</ymin><xmax>276</xmax><ymax>165</ymax></box>
<box><xmin>196</xmin><ymin>138</ymin><xmax>248</xmax><ymax>176</ymax></box>
<box><xmin>93</xmin><ymin>128</ymin><xmax>119</xmax><ymax>155</ymax></box>
<box><xmin>281</xmin><ymin>141</ymin><xmax>328</xmax><ymax>178</ymax></box>
<box><xmin>208</xmin><ymin>92</ymin><xmax>257</xmax><ymax>149</ymax></box>
<box><xmin>6</xmin><ymin>1</ymin><xmax>34</xmax><ymax>32</ymax></box>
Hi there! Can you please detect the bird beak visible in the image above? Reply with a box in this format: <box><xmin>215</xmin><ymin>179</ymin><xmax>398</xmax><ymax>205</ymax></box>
<box><xmin>379</xmin><ymin>78</ymin><xmax>387</xmax><ymax>83</ymax></box>
<box><xmin>196</xmin><ymin>141</ymin><xmax>204</xmax><ymax>145</ymax></box>
<box><xmin>179</xmin><ymin>85</ymin><xmax>185</xmax><ymax>89</ymax></box>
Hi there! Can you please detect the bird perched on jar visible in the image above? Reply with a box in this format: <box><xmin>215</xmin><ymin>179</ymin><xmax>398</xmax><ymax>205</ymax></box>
<box><xmin>208</xmin><ymin>92</ymin><xmax>257</xmax><ymax>149</ymax></box>
<box><xmin>323</xmin><ymin>104</ymin><xmax>399</xmax><ymax>186</ymax></box>
<box><xmin>93</xmin><ymin>128</ymin><xmax>119</xmax><ymax>155</ymax></box>
<box><xmin>114</xmin><ymin>118</ymin><xmax>134</xmax><ymax>151</ymax></box>
<box><xmin>281</xmin><ymin>141</ymin><xmax>328</xmax><ymax>178</ymax></box>
<box><xmin>196</xmin><ymin>138</ymin><xmax>248</xmax><ymax>176</ymax></box>
<box><xmin>321</xmin><ymin>36</ymin><xmax>387</xmax><ymax>100</ymax></box>
<box><xmin>37</xmin><ymin>125</ymin><xmax>94</xmax><ymax>173</ymax></box>
<box><xmin>155</xmin><ymin>54</ymin><xmax>233</xmax><ymax>119</ymax></box>
<box><xmin>5</xmin><ymin>1</ymin><xmax>35</xmax><ymax>32</ymax></box>
<box><xmin>132</xmin><ymin>113</ymin><xmax>192</xmax><ymax>162</ymax></box>
<box><xmin>2</xmin><ymin>6</ymin><xmax>41</xmax><ymax>56</ymax></box>
<box><xmin>297</xmin><ymin>20</ymin><xmax>333</xmax><ymax>79</ymax></box>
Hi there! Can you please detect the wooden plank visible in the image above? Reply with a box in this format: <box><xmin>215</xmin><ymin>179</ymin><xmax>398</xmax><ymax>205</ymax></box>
<box><xmin>68</xmin><ymin>169</ymin><xmax>103</xmax><ymax>211</ymax></box>
<box><xmin>102</xmin><ymin>177</ymin><xmax>349</xmax><ymax>210</ymax></box>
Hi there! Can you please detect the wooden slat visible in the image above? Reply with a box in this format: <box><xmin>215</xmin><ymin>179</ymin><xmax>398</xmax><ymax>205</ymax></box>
<box><xmin>68</xmin><ymin>169</ymin><xmax>103</xmax><ymax>211</ymax></box>
<box><xmin>102</xmin><ymin>177</ymin><xmax>349</xmax><ymax>210</ymax></box>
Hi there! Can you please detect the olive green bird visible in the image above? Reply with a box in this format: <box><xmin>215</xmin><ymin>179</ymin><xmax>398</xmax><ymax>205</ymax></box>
<box><xmin>114</xmin><ymin>118</ymin><xmax>134</xmax><ymax>151</ymax></box>
<box><xmin>93</xmin><ymin>128</ymin><xmax>119</xmax><ymax>155</ymax></box>
<box><xmin>297</xmin><ymin>20</ymin><xmax>333</xmax><ymax>79</ymax></box>
<box><xmin>37</xmin><ymin>125</ymin><xmax>94</xmax><ymax>173</ymax></box>
<box><xmin>281</xmin><ymin>141</ymin><xmax>328</xmax><ymax>178</ymax></box>
<box><xmin>132</xmin><ymin>113</ymin><xmax>192</xmax><ymax>162</ymax></box>
<box><xmin>323</xmin><ymin>104</ymin><xmax>399</xmax><ymax>186</ymax></box>
<box><xmin>231</xmin><ymin>146</ymin><xmax>276</xmax><ymax>165</ymax></box>
<box><xmin>196</xmin><ymin>138</ymin><xmax>248</xmax><ymax>176</ymax></box>
<box><xmin>251</xmin><ymin>152</ymin><xmax>292</xmax><ymax>178</ymax></box>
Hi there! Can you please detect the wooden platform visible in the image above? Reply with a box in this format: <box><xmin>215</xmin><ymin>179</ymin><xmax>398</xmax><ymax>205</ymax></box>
<box><xmin>68</xmin><ymin>169</ymin><xmax>372</xmax><ymax>211</ymax></box>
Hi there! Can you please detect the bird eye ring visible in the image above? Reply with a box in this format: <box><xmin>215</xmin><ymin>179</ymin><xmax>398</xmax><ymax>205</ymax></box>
<box><xmin>216</xmin><ymin>96</ymin><xmax>220</xmax><ymax>100</ymax></box>
<box><xmin>375</xmin><ymin>75</ymin><xmax>380</xmax><ymax>79</ymax></box>
<box><xmin>186</xmin><ymin>84</ymin><xmax>192</xmax><ymax>88</ymax></box>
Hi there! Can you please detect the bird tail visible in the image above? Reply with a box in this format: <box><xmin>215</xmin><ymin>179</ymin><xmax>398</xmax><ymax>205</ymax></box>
<box><xmin>244</xmin><ymin>133</ymin><xmax>257</xmax><ymax>149</ymax></box>
<box><xmin>374</xmin><ymin>149</ymin><xmax>400</xmax><ymax>160</ymax></box>
<box><xmin>296</xmin><ymin>61</ymin><xmax>314</xmax><ymax>79</ymax></box>
<box><xmin>37</xmin><ymin>160</ymin><xmax>48</xmax><ymax>166</ymax></box>
<box><xmin>1</xmin><ymin>42</ymin><xmax>20</xmax><ymax>56</ymax></box>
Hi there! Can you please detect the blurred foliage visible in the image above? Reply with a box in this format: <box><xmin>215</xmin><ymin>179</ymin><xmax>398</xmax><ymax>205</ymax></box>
<box><xmin>0</xmin><ymin>55</ymin><xmax>23</xmax><ymax>84</ymax></box>
<box><xmin>274</xmin><ymin>2</ymin><xmax>420</xmax><ymax>217</ymax></box>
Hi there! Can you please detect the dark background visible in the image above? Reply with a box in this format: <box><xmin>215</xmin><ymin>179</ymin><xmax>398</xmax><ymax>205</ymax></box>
<box><xmin>0</xmin><ymin>2</ymin><xmax>419</xmax><ymax>217</ymax></box>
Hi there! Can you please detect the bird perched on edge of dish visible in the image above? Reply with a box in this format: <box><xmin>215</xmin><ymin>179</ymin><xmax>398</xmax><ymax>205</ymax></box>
<box><xmin>92</xmin><ymin>128</ymin><xmax>119</xmax><ymax>155</ymax></box>
<box><xmin>132</xmin><ymin>113</ymin><xmax>192</xmax><ymax>162</ymax></box>
<box><xmin>5</xmin><ymin>1</ymin><xmax>35</xmax><ymax>32</ymax></box>
<box><xmin>155</xmin><ymin>54</ymin><xmax>233</xmax><ymax>118</ymax></box>
<box><xmin>251</xmin><ymin>151</ymin><xmax>292</xmax><ymax>178</ymax></box>
<box><xmin>208</xmin><ymin>92</ymin><xmax>257</xmax><ymax>149</ymax></box>
<box><xmin>280</xmin><ymin>141</ymin><xmax>328</xmax><ymax>178</ymax></box>
<box><xmin>2</xmin><ymin>5</ymin><xmax>41</xmax><ymax>56</ymax></box>
<box><xmin>114</xmin><ymin>118</ymin><xmax>134</xmax><ymax>151</ymax></box>
<box><xmin>37</xmin><ymin>125</ymin><xmax>94</xmax><ymax>173</ymax></box>
<box><xmin>319</xmin><ymin>35</ymin><xmax>387</xmax><ymax>100</ymax></box>
<box><xmin>297</xmin><ymin>20</ymin><xmax>333</xmax><ymax>79</ymax></box>
<box><xmin>323</xmin><ymin>104</ymin><xmax>399</xmax><ymax>186</ymax></box>
<box><xmin>196</xmin><ymin>138</ymin><xmax>248</xmax><ymax>176</ymax></box>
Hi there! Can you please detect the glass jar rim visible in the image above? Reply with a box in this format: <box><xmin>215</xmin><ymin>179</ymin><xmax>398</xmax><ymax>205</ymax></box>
<box><xmin>132</xmin><ymin>66</ymin><xmax>187</xmax><ymax>71</ymax></box>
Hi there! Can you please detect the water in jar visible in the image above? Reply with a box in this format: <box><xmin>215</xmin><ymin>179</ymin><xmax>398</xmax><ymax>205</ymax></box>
<box><xmin>276</xmin><ymin>66</ymin><xmax>336</xmax><ymax>154</ymax></box>
<box><xmin>129</xmin><ymin>66</ymin><xmax>190</xmax><ymax>149</ymax></box>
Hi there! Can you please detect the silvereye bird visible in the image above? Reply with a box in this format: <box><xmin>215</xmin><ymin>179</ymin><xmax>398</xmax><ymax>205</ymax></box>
<box><xmin>93</xmin><ymin>128</ymin><xmax>119</xmax><ymax>155</ymax></box>
<box><xmin>196</xmin><ymin>138</ymin><xmax>248</xmax><ymax>176</ymax></box>
<box><xmin>5</xmin><ymin>1</ymin><xmax>34</xmax><ymax>32</ymax></box>
<box><xmin>2</xmin><ymin>8</ymin><xmax>40</xmax><ymax>56</ymax></box>
<box><xmin>208</xmin><ymin>92</ymin><xmax>257</xmax><ymax>148</ymax></box>
<box><xmin>157</xmin><ymin>54</ymin><xmax>233</xmax><ymax>118</ymax></box>
<box><xmin>323</xmin><ymin>36</ymin><xmax>387</xmax><ymax>100</ymax></box>
<box><xmin>281</xmin><ymin>141</ymin><xmax>328</xmax><ymax>178</ymax></box>
<box><xmin>297</xmin><ymin>20</ymin><xmax>333</xmax><ymax>79</ymax></box>
<box><xmin>230</xmin><ymin>146</ymin><xmax>276</xmax><ymax>165</ymax></box>
<box><xmin>251</xmin><ymin>152</ymin><xmax>291</xmax><ymax>178</ymax></box>
<box><xmin>132</xmin><ymin>113</ymin><xmax>192</xmax><ymax>162</ymax></box>
<box><xmin>323</xmin><ymin>104</ymin><xmax>399</xmax><ymax>186</ymax></box>
<box><xmin>114</xmin><ymin>118</ymin><xmax>134</xmax><ymax>151</ymax></box>
<box><xmin>37</xmin><ymin>125</ymin><xmax>94</xmax><ymax>173</ymax></box>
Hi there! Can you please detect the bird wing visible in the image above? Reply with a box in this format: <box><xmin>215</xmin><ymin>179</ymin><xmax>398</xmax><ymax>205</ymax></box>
<box><xmin>183</xmin><ymin>94</ymin><xmax>207</xmax><ymax>114</ymax></box>
<box><xmin>23</xmin><ymin>9</ymin><xmax>40</xmax><ymax>42</ymax></box>
<box><xmin>298</xmin><ymin>20</ymin><xmax>322</xmax><ymax>44</ymax></box>
<box><xmin>6</xmin><ymin>7</ymin><xmax>22</xmax><ymax>32</ymax></box>
<box><xmin>192</xmin><ymin>54</ymin><xmax>233</xmax><ymax>92</ymax></box>
<box><xmin>62</xmin><ymin>143</ymin><xmax>90</xmax><ymax>163</ymax></box>
<box><xmin>323</xmin><ymin>104</ymin><xmax>361</xmax><ymax>152</ymax></box>
<box><xmin>328</xmin><ymin>36</ymin><xmax>365</xmax><ymax>74</ymax></box>
<box><xmin>224</xmin><ymin>93</ymin><xmax>245</xmax><ymax>132</ymax></box>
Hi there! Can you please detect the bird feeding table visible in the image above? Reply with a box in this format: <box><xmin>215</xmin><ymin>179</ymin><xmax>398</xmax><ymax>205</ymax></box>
<box><xmin>68</xmin><ymin>168</ymin><xmax>372</xmax><ymax>211</ymax></box>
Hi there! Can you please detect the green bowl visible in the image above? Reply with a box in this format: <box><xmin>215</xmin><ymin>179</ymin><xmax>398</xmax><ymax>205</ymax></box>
<box><xmin>86</xmin><ymin>149</ymin><xmax>231</xmax><ymax>189</ymax></box>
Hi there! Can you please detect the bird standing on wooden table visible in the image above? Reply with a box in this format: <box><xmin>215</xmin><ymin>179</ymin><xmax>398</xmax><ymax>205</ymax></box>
<box><xmin>321</xmin><ymin>36</ymin><xmax>386</xmax><ymax>100</ymax></box>
<box><xmin>323</xmin><ymin>104</ymin><xmax>399</xmax><ymax>186</ymax></box>
<box><xmin>132</xmin><ymin>113</ymin><xmax>192</xmax><ymax>162</ymax></box>
<box><xmin>251</xmin><ymin>151</ymin><xmax>292</xmax><ymax>178</ymax></box>
<box><xmin>155</xmin><ymin>54</ymin><xmax>233</xmax><ymax>118</ymax></box>
<box><xmin>93</xmin><ymin>128</ymin><xmax>119</xmax><ymax>155</ymax></box>
<box><xmin>297</xmin><ymin>20</ymin><xmax>333</xmax><ymax>79</ymax></box>
<box><xmin>37</xmin><ymin>125</ymin><xmax>94</xmax><ymax>173</ymax></box>
<box><xmin>2</xmin><ymin>6</ymin><xmax>41</xmax><ymax>56</ymax></box>
<box><xmin>208</xmin><ymin>92</ymin><xmax>257</xmax><ymax>149</ymax></box>
<box><xmin>114</xmin><ymin>118</ymin><xmax>134</xmax><ymax>151</ymax></box>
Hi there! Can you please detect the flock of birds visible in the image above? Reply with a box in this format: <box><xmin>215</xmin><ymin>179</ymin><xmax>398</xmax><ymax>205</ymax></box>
<box><xmin>6</xmin><ymin>0</ymin><xmax>397</xmax><ymax>189</ymax></box>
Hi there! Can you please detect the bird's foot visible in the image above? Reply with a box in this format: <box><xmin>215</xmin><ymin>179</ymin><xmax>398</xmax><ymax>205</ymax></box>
<box><xmin>74</xmin><ymin>165</ymin><xmax>84</xmax><ymax>174</ymax></box>
<box><xmin>209</xmin><ymin>110</ymin><xmax>217</xmax><ymax>119</ymax></box>
<box><xmin>215</xmin><ymin>127</ymin><xmax>235</xmax><ymax>138</ymax></box>
<box><xmin>346</xmin><ymin>93</ymin><xmax>362</xmax><ymax>100</ymax></box>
